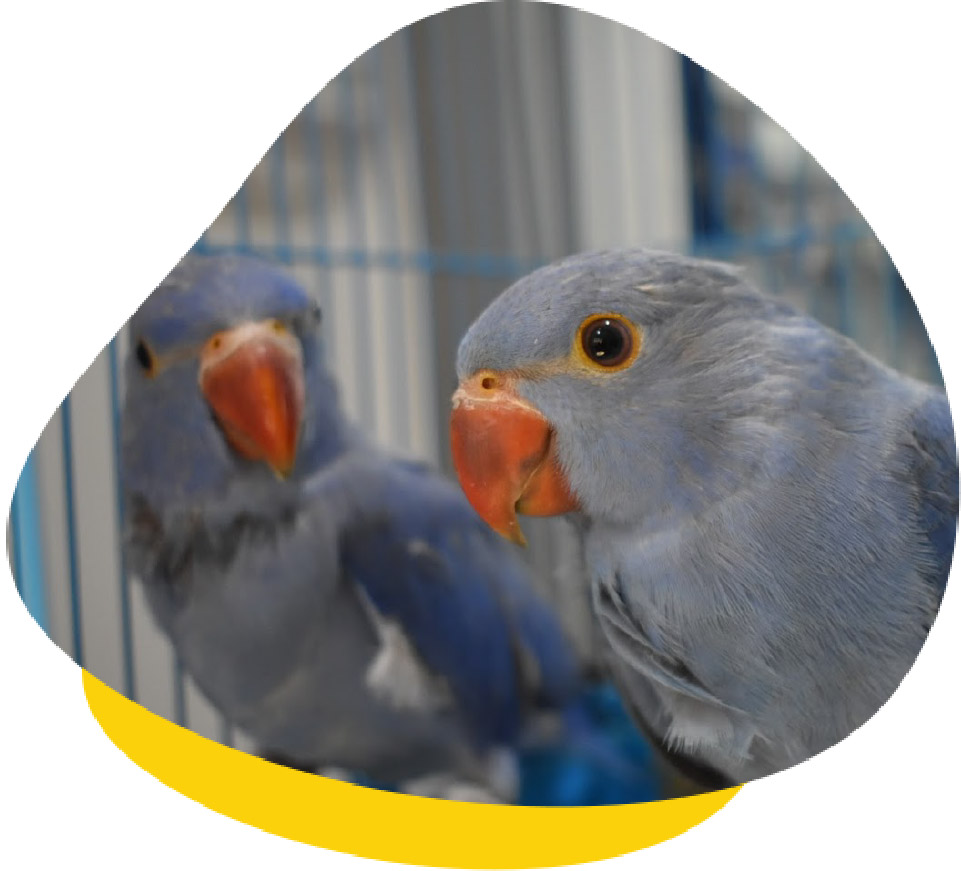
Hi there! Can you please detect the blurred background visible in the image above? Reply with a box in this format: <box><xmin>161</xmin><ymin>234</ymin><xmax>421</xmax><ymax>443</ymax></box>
<box><xmin>8</xmin><ymin>1</ymin><xmax>940</xmax><ymax>753</ymax></box>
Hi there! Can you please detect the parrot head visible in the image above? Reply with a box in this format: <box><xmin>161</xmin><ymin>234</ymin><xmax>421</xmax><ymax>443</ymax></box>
<box><xmin>122</xmin><ymin>254</ymin><xmax>349</xmax><ymax>509</ymax></box>
<box><xmin>451</xmin><ymin>248</ymin><xmax>800</xmax><ymax>543</ymax></box>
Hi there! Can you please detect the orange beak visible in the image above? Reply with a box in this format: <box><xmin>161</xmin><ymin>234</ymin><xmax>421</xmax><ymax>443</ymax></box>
<box><xmin>450</xmin><ymin>371</ymin><xmax>578</xmax><ymax>545</ymax></box>
<box><xmin>199</xmin><ymin>321</ymin><xmax>305</xmax><ymax>478</ymax></box>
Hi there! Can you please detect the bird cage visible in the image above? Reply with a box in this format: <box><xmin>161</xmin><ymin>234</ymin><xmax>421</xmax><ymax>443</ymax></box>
<box><xmin>7</xmin><ymin>2</ymin><xmax>938</xmax><ymax>753</ymax></box>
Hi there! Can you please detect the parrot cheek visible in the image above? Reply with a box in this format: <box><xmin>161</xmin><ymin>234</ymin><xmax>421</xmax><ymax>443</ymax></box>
<box><xmin>199</xmin><ymin>327</ymin><xmax>305</xmax><ymax>478</ymax></box>
<box><xmin>451</xmin><ymin>383</ymin><xmax>578</xmax><ymax>546</ymax></box>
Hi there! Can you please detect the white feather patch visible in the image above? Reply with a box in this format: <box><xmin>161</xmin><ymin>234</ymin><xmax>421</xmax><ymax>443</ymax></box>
<box><xmin>354</xmin><ymin>584</ymin><xmax>451</xmax><ymax>712</ymax></box>
<box><xmin>661</xmin><ymin>695</ymin><xmax>758</xmax><ymax>761</ymax></box>
<box><xmin>406</xmin><ymin>538</ymin><xmax>432</xmax><ymax>557</ymax></box>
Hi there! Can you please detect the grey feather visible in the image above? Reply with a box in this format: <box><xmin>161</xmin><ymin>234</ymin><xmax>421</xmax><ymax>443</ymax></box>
<box><xmin>456</xmin><ymin>248</ymin><xmax>958</xmax><ymax>783</ymax></box>
<box><xmin>122</xmin><ymin>255</ymin><xmax>579</xmax><ymax>791</ymax></box>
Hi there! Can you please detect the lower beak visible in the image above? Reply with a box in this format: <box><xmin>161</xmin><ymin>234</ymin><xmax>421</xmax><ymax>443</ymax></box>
<box><xmin>199</xmin><ymin>323</ymin><xmax>305</xmax><ymax>478</ymax></box>
<box><xmin>450</xmin><ymin>373</ymin><xmax>577</xmax><ymax>545</ymax></box>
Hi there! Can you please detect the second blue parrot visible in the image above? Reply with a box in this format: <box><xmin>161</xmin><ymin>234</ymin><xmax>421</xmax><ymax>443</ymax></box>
<box><xmin>121</xmin><ymin>253</ymin><xmax>661</xmax><ymax>803</ymax></box>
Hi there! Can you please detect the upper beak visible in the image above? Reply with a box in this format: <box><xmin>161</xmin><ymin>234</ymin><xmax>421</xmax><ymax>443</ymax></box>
<box><xmin>199</xmin><ymin>321</ymin><xmax>305</xmax><ymax>478</ymax></box>
<box><xmin>450</xmin><ymin>371</ymin><xmax>577</xmax><ymax>545</ymax></box>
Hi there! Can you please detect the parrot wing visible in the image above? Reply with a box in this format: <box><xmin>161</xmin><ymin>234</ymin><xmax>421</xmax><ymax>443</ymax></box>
<box><xmin>593</xmin><ymin>577</ymin><xmax>741</xmax><ymax>712</ymax></box>
<box><xmin>315</xmin><ymin>454</ymin><xmax>578</xmax><ymax>747</ymax></box>
<box><xmin>592</xmin><ymin>578</ymin><xmax>741</xmax><ymax>789</ymax></box>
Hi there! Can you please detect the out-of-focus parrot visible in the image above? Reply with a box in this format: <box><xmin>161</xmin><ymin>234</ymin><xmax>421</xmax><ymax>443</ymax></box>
<box><xmin>451</xmin><ymin>248</ymin><xmax>957</xmax><ymax>787</ymax></box>
<box><xmin>121</xmin><ymin>253</ymin><xmax>661</xmax><ymax>804</ymax></box>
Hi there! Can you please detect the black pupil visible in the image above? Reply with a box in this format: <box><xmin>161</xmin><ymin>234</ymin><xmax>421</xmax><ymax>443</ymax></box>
<box><xmin>584</xmin><ymin>319</ymin><xmax>627</xmax><ymax>365</ymax></box>
<box><xmin>135</xmin><ymin>341</ymin><xmax>153</xmax><ymax>371</ymax></box>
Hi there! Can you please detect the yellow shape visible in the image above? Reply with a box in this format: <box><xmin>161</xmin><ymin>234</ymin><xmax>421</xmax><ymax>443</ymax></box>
<box><xmin>83</xmin><ymin>670</ymin><xmax>740</xmax><ymax>867</ymax></box>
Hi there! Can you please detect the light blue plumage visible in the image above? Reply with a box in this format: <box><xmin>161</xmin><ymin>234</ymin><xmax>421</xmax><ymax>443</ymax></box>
<box><xmin>452</xmin><ymin>248</ymin><xmax>957</xmax><ymax>785</ymax></box>
<box><xmin>121</xmin><ymin>253</ymin><xmax>661</xmax><ymax>803</ymax></box>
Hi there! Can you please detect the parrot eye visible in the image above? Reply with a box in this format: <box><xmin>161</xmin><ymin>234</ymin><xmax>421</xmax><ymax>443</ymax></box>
<box><xmin>134</xmin><ymin>339</ymin><xmax>156</xmax><ymax>375</ymax></box>
<box><xmin>577</xmin><ymin>314</ymin><xmax>639</xmax><ymax>370</ymax></box>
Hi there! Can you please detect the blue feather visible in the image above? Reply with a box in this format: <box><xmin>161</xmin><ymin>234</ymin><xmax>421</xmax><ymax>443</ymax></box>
<box><xmin>124</xmin><ymin>253</ymin><xmax>667</xmax><ymax>802</ymax></box>
<box><xmin>517</xmin><ymin>686</ymin><xmax>662</xmax><ymax>806</ymax></box>
<box><xmin>335</xmin><ymin>457</ymin><xmax>579</xmax><ymax>746</ymax></box>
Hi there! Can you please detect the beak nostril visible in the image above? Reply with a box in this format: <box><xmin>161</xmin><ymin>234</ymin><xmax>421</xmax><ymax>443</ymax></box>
<box><xmin>481</xmin><ymin>375</ymin><xmax>497</xmax><ymax>391</ymax></box>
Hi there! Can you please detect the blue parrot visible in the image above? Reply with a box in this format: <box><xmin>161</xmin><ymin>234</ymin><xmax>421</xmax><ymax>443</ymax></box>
<box><xmin>451</xmin><ymin>248</ymin><xmax>957</xmax><ymax>787</ymax></box>
<box><xmin>121</xmin><ymin>253</ymin><xmax>661</xmax><ymax>803</ymax></box>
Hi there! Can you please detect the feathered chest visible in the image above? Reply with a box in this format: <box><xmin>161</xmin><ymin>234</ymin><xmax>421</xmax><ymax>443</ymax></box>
<box><xmin>123</xmin><ymin>494</ymin><xmax>337</xmax><ymax>640</ymax></box>
<box><xmin>124</xmin><ymin>494</ymin><xmax>353</xmax><ymax>709</ymax></box>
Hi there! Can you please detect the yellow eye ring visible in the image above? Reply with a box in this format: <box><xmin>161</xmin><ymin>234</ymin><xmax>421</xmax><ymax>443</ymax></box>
<box><xmin>574</xmin><ymin>313</ymin><xmax>640</xmax><ymax>371</ymax></box>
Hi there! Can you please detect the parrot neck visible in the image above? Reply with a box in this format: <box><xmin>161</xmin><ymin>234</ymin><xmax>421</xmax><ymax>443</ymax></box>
<box><xmin>294</xmin><ymin>367</ymin><xmax>357</xmax><ymax>475</ymax></box>
<box><xmin>125</xmin><ymin>490</ymin><xmax>302</xmax><ymax>601</ymax></box>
